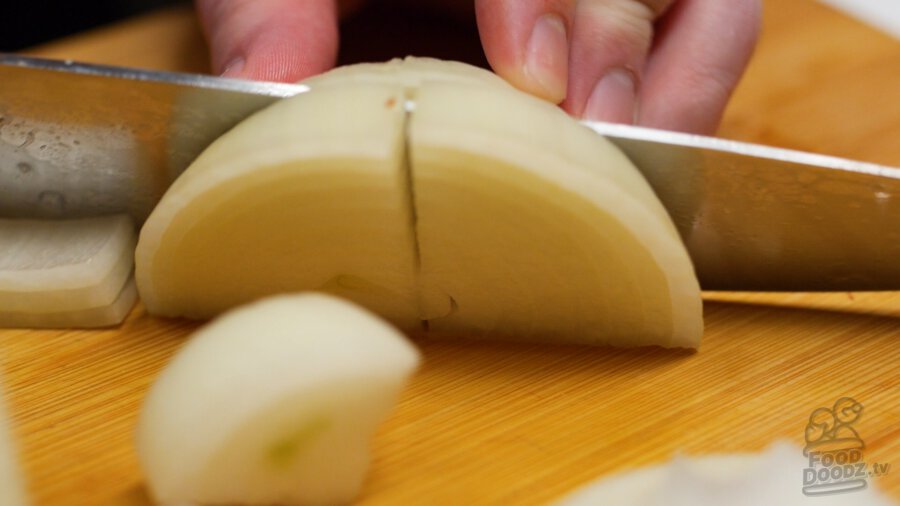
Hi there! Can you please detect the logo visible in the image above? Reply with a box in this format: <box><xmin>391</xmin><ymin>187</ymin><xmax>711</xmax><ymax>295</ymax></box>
<box><xmin>802</xmin><ymin>397</ymin><xmax>891</xmax><ymax>496</ymax></box>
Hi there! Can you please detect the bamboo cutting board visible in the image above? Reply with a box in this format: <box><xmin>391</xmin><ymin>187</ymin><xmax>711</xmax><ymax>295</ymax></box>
<box><xmin>2</xmin><ymin>1</ymin><xmax>899</xmax><ymax>504</ymax></box>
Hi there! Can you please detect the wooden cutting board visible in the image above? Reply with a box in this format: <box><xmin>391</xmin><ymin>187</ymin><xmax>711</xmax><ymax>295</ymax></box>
<box><xmin>2</xmin><ymin>1</ymin><xmax>899</xmax><ymax>504</ymax></box>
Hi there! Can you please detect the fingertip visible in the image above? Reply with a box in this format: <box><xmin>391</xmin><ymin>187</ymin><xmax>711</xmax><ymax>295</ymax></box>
<box><xmin>198</xmin><ymin>0</ymin><xmax>339</xmax><ymax>83</ymax></box>
<box><xmin>523</xmin><ymin>14</ymin><xmax>570</xmax><ymax>103</ymax></box>
<box><xmin>220</xmin><ymin>57</ymin><xmax>245</xmax><ymax>78</ymax></box>
<box><xmin>236</xmin><ymin>21</ymin><xmax>339</xmax><ymax>82</ymax></box>
<box><xmin>476</xmin><ymin>0</ymin><xmax>573</xmax><ymax>104</ymax></box>
<box><xmin>562</xmin><ymin>0</ymin><xmax>656</xmax><ymax>123</ymax></box>
<box><xmin>639</xmin><ymin>0</ymin><xmax>761</xmax><ymax>134</ymax></box>
<box><xmin>582</xmin><ymin>67</ymin><xmax>638</xmax><ymax>123</ymax></box>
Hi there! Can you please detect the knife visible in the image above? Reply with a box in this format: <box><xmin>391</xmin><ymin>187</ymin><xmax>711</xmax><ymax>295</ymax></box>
<box><xmin>2</xmin><ymin>54</ymin><xmax>899</xmax><ymax>291</ymax></box>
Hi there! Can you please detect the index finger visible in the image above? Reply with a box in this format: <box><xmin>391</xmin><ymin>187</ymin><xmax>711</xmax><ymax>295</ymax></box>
<box><xmin>638</xmin><ymin>0</ymin><xmax>761</xmax><ymax>134</ymax></box>
<box><xmin>196</xmin><ymin>0</ymin><xmax>340</xmax><ymax>82</ymax></box>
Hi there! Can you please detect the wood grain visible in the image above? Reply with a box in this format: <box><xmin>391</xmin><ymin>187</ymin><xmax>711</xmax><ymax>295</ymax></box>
<box><xmin>720</xmin><ymin>0</ymin><xmax>900</xmax><ymax>167</ymax></box>
<box><xmin>3</xmin><ymin>1</ymin><xmax>899</xmax><ymax>504</ymax></box>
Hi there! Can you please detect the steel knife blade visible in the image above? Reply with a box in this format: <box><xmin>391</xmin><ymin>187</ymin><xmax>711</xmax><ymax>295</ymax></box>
<box><xmin>2</xmin><ymin>54</ymin><xmax>899</xmax><ymax>291</ymax></box>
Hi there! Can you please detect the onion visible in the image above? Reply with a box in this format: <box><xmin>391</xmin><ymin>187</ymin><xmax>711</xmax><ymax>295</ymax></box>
<box><xmin>135</xmin><ymin>58</ymin><xmax>701</xmax><ymax>347</ymax></box>
<box><xmin>410</xmin><ymin>81</ymin><xmax>700</xmax><ymax>346</ymax></box>
<box><xmin>301</xmin><ymin>56</ymin><xmax>511</xmax><ymax>91</ymax></box>
<box><xmin>0</xmin><ymin>215</ymin><xmax>136</xmax><ymax>328</ymax></box>
<box><xmin>555</xmin><ymin>442</ymin><xmax>895</xmax><ymax>506</ymax></box>
<box><xmin>135</xmin><ymin>83</ymin><xmax>421</xmax><ymax>328</ymax></box>
<box><xmin>136</xmin><ymin>293</ymin><xmax>420</xmax><ymax>505</ymax></box>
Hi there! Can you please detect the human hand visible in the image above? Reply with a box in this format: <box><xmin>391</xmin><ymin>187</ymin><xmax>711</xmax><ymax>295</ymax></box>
<box><xmin>196</xmin><ymin>0</ymin><xmax>760</xmax><ymax>134</ymax></box>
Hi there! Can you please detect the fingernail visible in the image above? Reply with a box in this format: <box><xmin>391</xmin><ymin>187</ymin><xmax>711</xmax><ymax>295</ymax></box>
<box><xmin>584</xmin><ymin>68</ymin><xmax>637</xmax><ymax>123</ymax></box>
<box><xmin>524</xmin><ymin>14</ymin><xmax>568</xmax><ymax>103</ymax></box>
<box><xmin>221</xmin><ymin>56</ymin><xmax>246</xmax><ymax>78</ymax></box>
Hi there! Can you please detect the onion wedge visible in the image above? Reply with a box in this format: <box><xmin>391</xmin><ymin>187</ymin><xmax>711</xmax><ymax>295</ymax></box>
<box><xmin>410</xmin><ymin>82</ymin><xmax>701</xmax><ymax>347</ymax></box>
<box><xmin>136</xmin><ymin>59</ymin><xmax>702</xmax><ymax>347</ymax></box>
<box><xmin>136</xmin><ymin>293</ymin><xmax>420</xmax><ymax>505</ymax></box>
<box><xmin>136</xmin><ymin>84</ymin><xmax>420</xmax><ymax>327</ymax></box>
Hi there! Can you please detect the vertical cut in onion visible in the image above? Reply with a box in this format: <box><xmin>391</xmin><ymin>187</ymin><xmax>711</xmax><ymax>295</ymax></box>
<box><xmin>135</xmin><ymin>58</ymin><xmax>702</xmax><ymax>347</ymax></box>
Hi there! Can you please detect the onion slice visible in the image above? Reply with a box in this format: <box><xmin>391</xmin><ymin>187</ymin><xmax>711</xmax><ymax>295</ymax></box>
<box><xmin>0</xmin><ymin>215</ymin><xmax>136</xmax><ymax>328</ymax></box>
<box><xmin>410</xmin><ymin>82</ymin><xmax>701</xmax><ymax>347</ymax></box>
<box><xmin>0</xmin><ymin>278</ymin><xmax>136</xmax><ymax>329</ymax></box>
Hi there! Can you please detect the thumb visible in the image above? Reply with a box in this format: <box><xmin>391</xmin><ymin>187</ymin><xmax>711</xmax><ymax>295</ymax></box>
<box><xmin>196</xmin><ymin>0</ymin><xmax>339</xmax><ymax>83</ymax></box>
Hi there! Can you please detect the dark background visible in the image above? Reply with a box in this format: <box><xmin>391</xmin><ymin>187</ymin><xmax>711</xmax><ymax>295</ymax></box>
<box><xmin>2</xmin><ymin>0</ymin><xmax>489</xmax><ymax>68</ymax></box>
<box><xmin>2</xmin><ymin>0</ymin><xmax>187</xmax><ymax>51</ymax></box>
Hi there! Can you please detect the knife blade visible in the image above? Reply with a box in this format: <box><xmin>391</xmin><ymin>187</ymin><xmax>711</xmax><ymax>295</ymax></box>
<box><xmin>2</xmin><ymin>54</ymin><xmax>899</xmax><ymax>291</ymax></box>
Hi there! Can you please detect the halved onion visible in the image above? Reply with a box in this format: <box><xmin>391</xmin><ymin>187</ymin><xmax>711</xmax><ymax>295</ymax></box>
<box><xmin>135</xmin><ymin>59</ymin><xmax>702</xmax><ymax>347</ymax></box>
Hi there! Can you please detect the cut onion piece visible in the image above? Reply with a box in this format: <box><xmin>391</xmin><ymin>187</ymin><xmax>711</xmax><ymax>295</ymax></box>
<box><xmin>135</xmin><ymin>83</ymin><xmax>420</xmax><ymax>327</ymax></box>
<box><xmin>0</xmin><ymin>383</ymin><xmax>28</xmax><ymax>506</ymax></box>
<box><xmin>0</xmin><ymin>215</ymin><xmax>136</xmax><ymax>328</ymax></box>
<box><xmin>136</xmin><ymin>293</ymin><xmax>420</xmax><ymax>506</ymax></box>
<box><xmin>410</xmin><ymin>82</ymin><xmax>701</xmax><ymax>347</ymax></box>
<box><xmin>0</xmin><ymin>277</ymin><xmax>137</xmax><ymax>329</ymax></box>
<box><xmin>136</xmin><ymin>58</ymin><xmax>702</xmax><ymax>347</ymax></box>
<box><xmin>555</xmin><ymin>442</ymin><xmax>895</xmax><ymax>506</ymax></box>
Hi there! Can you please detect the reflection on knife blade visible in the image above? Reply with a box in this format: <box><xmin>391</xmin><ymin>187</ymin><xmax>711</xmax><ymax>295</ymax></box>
<box><xmin>1</xmin><ymin>54</ymin><xmax>899</xmax><ymax>291</ymax></box>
